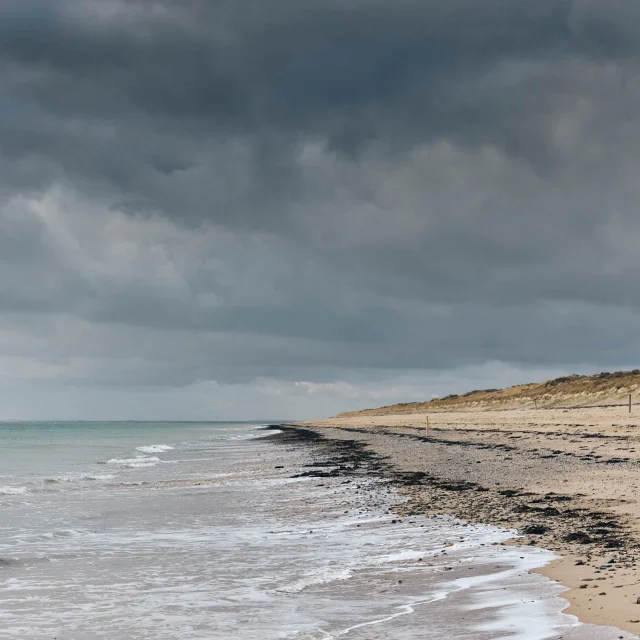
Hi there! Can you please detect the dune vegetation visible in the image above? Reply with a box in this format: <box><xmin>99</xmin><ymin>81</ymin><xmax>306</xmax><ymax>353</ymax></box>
<box><xmin>338</xmin><ymin>370</ymin><xmax>640</xmax><ymax>416</ymax></box>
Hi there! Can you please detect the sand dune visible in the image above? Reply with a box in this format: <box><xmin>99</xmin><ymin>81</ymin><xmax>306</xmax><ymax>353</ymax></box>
<box><xmin>338</xmin><ymin>370</ymin><xmax>640</xmax><ymax>415</ymax></box>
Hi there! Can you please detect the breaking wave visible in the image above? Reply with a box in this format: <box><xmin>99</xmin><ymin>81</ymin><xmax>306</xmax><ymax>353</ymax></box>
<box><xmin>0</xmin><ymin>486</ymin><xmax>29</xmax><ymax>495</ymax></box>
<box><xmin>136</xmin><ymin>444</ymin><xmax>174</xmax><ymax>454</ymax></box>
<box><xmin>107</xmin><ymin>456</ymin><xmax>161</xmax><ymax>468</ymax></box>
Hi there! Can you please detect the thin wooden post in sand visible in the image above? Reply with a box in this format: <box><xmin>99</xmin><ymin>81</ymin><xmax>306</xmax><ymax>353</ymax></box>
<box><xmin>630</xmin><ymin>394</ymin><xmax>632</xmax><ymax>414</ymax></box>
<box><xmin>425</xmin><ymin>415</ymin><xmax>429</xmax><ymax>436</ymax></box>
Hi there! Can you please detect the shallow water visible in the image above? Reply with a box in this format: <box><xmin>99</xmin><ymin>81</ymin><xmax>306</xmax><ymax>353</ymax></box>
<box><xmin>0</xmin><ymin>421</ymin><xmax>635</xmax><ymax>639</ymax></box>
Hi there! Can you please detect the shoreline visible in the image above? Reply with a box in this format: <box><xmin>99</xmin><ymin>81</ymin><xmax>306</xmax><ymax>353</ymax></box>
<box><xmin>275</xmin><ymin>407</ymin><xmax>640</xmax><ymax>637</ymax></box>
<box><xmin>260</xmin><ymin>424</ymin><xmax>628</xmax><ymax>638</ymax></box>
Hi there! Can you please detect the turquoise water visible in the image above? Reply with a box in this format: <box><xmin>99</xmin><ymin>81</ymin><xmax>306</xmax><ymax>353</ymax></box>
<box><xmin>0</xmin><ymin>421</ymin><xmax>260</xmax><ymax>485</ymax></box>
<box><xmin>0</xmin><ymin>420</ymin><xmax>279</xmax><ymax>638</ymax></box>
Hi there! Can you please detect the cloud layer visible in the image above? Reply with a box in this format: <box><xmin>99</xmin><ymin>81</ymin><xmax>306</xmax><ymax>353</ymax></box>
<box><xmin>2</xmin><ymin>1</ymin><xmax>640</xmax><ymax>418</ymax></box>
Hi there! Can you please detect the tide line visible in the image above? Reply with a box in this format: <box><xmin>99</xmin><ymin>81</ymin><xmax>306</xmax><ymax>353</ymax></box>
<box><xmin>337</xmin><ymin>590</ymin><xmax>450</xmax><ymax>636</ymax></box>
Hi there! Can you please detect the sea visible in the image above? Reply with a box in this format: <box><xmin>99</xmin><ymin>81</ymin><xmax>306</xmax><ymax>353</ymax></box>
<box><xmin>0</xmin><ymin>420</ymin><xmax>635</xmax><ymax>639</ymax></box>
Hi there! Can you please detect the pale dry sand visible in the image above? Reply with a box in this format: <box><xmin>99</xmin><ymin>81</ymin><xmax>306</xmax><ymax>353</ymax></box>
<box><xmin>296</xmin><ymin>405</ymin><xmax>640</xmax><ymax>635</ymax></box>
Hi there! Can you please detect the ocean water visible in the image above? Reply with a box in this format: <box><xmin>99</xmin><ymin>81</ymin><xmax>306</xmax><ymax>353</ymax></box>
<box><xmin>0</xmin><ymin>421</ymin><xmax>635</xmax><ymax>639</ymax></box>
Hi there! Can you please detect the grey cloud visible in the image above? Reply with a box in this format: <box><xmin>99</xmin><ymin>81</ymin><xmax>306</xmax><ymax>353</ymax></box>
<box><xmin>2</xmin><ymin>1</ymin><xmax>640</xmax><ymax>418</ymax></box>
<box><xmin>0</xmin><ymin>1</ymin><xmax>634</xmax><ymax>198</ymax></box>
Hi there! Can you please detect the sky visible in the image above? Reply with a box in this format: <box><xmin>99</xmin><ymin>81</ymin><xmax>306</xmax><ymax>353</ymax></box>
<box><xmin>2</xmin><ymin>0</ymin><xmax>640</xmax><ymax>420</ymax></box>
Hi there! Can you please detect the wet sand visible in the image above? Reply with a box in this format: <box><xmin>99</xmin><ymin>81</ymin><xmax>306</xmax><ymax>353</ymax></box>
<box><xmin>291</xmin><ymin>405</ymin><xmax>640</xmax><ymax>636</ymax></box>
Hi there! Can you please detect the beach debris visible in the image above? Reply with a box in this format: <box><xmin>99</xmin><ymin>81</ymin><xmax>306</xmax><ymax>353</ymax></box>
<box><xmin>522</xmin><ymin>524</ymin><xmax>549</xmax><ymax>535</ymax></box>
<box><xmin>563</xmin><ymin>531</ymin><xmax>592</xmax><ymax>544</ymax></box>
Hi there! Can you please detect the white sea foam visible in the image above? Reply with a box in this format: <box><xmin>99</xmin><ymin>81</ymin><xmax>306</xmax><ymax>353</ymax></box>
<box><xmin>275</xmin><ymin>567</ymin><xmax>354</xmax><ymax>594</ymax></box>
<box><xmin>106</xmin><ymin>456</ymin><xmax>161</xmax><ymax>468</ymax></box>
<box><xmin>337</xmin><ymin>591</ymin><xmax>450</xmax><ymax>636</ymax></box>
<box><xmin>45</xmin><ymin>473</ymin><xmax>116</xmax><ymax>484</ymax></box>
<box><xmin>135</xmin><ymin>444</ymin><xmax>174</xmax><ymax>454</ymax></box>
<box><xmin>0</xmin><ymin>486</ymin><xmax>29</xmax><ymax>495</ymax></box>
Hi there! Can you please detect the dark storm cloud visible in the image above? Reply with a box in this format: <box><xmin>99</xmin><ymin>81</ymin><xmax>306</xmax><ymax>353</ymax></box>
<box><xmin>0</xmin><ymin>0</ymin><xmax>635</xmax><ymax>206</ymax></box>
<box><xmin>0</xmin><ymin>1</ymin><xmax>618</xmax><ymax>195</ymax></box>
<box><xmin>2</xmin><ymin>0</ymin><xmax>640</xmax><ymax>401</ymax></box>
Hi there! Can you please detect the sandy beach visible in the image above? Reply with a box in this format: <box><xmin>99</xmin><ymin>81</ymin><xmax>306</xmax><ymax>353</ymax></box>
<box><xmin>292</xmin><ymin>405</ymin><xmax>640</xmax><ymax>636</ymax></box>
